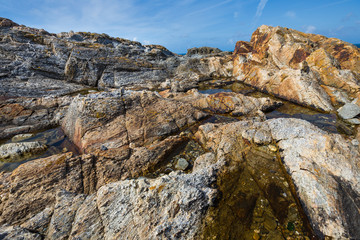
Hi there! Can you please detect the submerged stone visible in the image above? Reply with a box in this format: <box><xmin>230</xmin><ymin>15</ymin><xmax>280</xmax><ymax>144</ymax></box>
<box><xmin>175</xmin><ymin>158</ymin><xmax>189</xmax><ymax>170</ymax></box>
<box><xmin>11</xmin><ymin>133</ymin><xmax>35</xmax><ymax>142</ymax></box>
<box><xmin>0</xmin><ymin>141</ymin><xmax>47</xmax><ymax>162</ymax></box>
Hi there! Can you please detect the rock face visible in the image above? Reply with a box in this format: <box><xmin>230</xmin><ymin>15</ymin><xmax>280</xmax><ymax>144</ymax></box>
<box><xmin>170</xmin><ymin>54</ymin><xmax>233</xmax><ymax>92</ymax></box>
<box><xmin>233</xmin><ymin>25</ymin><xmax>360</xmax><ymax>112</ymax></box>
<box><xmin>0</xmin><ymin>18</ymin><xmax>234</xmax><ymax>98</ymax></box>
<box><xmin>0</xmin><ymin>95</ymin><xmax>73</xmax><ymax>140</ymax></box>
<box><xmin>0</xmin><ymin>18</ymin><xmax>176</xmax><ymax>97</ymax></box>
<box><xmin>95</xmin><ymin>169</ymin><xmax>217</xmax><ymax>239</ymax></box>
<box><xmin>266</xmin><ymin>118</ymin><xmax>360</xmax><ymax>239</ymax></box>
<box><xmin>62</xmin><ymin>89</ymin><xmax>207</xmax><ymax>154</ymax></box>
<box><xmin>160</xmin><ymin>89</ymin><xmax>282</xmax><ymax>119</ymax></box>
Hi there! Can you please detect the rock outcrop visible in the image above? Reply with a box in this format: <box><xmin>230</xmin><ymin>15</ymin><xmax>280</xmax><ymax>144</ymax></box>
<box><xmin>233</xmin><ymin>25</ymin><xmax>360</xmax><ymax>112</ymax></box>
<box><xmin>159</xmin><ymin>89</ymin><xmax>282</xmax><ymax>119</ymax></box>
<box><xmin>0</xmin><ymin>95</ymin><xmax>73</xmax><ymax>140</ymax></box>
<box><xmin>0</xmin><ymin>18</ymin><xmax>233</xmax><ymax>98</ymax></box>
<box><xmin>61</xmin><ymin>90</ymin><xmax>207</xmax><ymax>153</ymax></box>
<box><xmin>1</xmin><ymin>18</ymin><xmax>360</xmax><ymax>240</ymax></box>
<box><xmin>0</xmin><ymin>18</ymin><xmax>177</xmax><ymax>97</ymax></box>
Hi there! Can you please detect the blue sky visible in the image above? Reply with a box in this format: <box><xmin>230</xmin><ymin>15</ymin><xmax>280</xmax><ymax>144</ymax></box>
<box><xmin>1</xmin><ymin>0</ymin><xmax>359</xmax><ymax>53</ymax></box>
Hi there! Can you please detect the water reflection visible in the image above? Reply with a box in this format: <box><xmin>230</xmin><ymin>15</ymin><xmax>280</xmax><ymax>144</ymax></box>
<box><xmin>0</xmin><ymin>127</ymin><xmax>79</xmax><ymax>172</ymax></box>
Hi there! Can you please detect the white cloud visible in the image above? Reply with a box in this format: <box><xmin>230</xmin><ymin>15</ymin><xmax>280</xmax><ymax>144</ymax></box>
<box><xmin>133</xmin><ymin>37</ymin><xmax>138</xmax><ymax>41</ymax></box>
<box><xmin>186</xmin><ymin>0</ymin><xmax>232</xmax><ymax>17</ymax></box>
<box><xmin>305</xmin><ymin>25</ymin><xmax>316</xmax><ymax>33</ymax></box>
<box><xmin>255</xmin><ymin>0</ymin><xmax>268</xmax><ymax>18</ymax></box>
<box><xmin>285</xmin><ymin>11</ymin><xmax>296</xmax><ymax>18</ymax></box>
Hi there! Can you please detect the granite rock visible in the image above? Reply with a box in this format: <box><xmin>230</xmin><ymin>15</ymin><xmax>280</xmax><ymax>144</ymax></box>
<box><xmin>233</xmin><ymin>25</ymin><xmax>360</xmax><ymax>111</ymax></box>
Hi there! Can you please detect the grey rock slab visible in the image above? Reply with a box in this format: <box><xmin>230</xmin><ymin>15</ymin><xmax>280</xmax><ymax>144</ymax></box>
<box><xmin>46</xmin><ymin>189</ymin><xmax>87</xmax><ymax>240</ymax></box>
<box><xmin>96</xmin><ymin>170</ymin><xmax>217</xmax><ymax>240</ymax></box>
<box><xmin>337</xmin><ymin>103</ymin><xmax>360</xmax><ymax>119</ymax></box>
<box><xmin>266</xmin><ymin>118</ymin><xmax>360</xmax><ymax>239</ymax></box>
<box><xmin>0</xmin><ymin>225</ymin><xmax>42</xmax><ymax>240</ymax></box>
<box><xmin>69</xmin><ymin>195</ymin><xmax>104</xmax><ymax>240</ymax></box>
<box><xmin>346</xmin><ymin>118</ymin><xmax>360</xmax><ymax>125</ymax></box>
<box><xmin>21</xmin><ymin>207</ymin><xmax>53</xmax><ymax>234</ymax></box>
<box><xmin>0</xmin><ymin>141</ymin><xmax>47</xmax><ymax>162</ymax></box>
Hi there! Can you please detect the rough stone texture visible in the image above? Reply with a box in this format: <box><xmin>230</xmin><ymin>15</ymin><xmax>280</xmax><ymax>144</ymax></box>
<box><xmin>20</xmin><ymin>207</ymin><xmax>53</xmax><ymax>235</ymax></box>
<box><xmin>0</xmin><ymin>141</ymin><xmax>47</xmax><ymax>162</ymax></box>
<box><xmin>337</xmin><ymin>102</ymin><xmax>360</xmax><ymax>119</ymax></box>
<box><xmin>62</xmin><ymin>89</ymin><xmax>207</xmax><ymax>154</ymax></box>
<box><xmin>0</xmin><ymin>18</ymin><xmax>177</xmax><ymax>96</ymax></box>
<box><xmin>160</xmin><ymin>89</ymin><xmax>282</xmax><ymax>119</ymax></box>
<box><xmin>196</xmin><ymin>118</ymin><xmax>360</xmax><ymax>239</ymax></box>
<box><xmin>194</xmin><ymin>120</ymin><xmax>313</xmax><ymax>239</ymax></box>
<box><xmin>96</xmin><ymin>170</ymin><xmax>217</xmax><ymax>239</ymax></box>
<box><xmin>0</xmin><ymin>153</ymin><xmax>91</xmax><ymax>225</ymax></box>
<box><xmin>233</xmin><ymin>25</ymin><xmax>360</xmax><ymax>111</ymax></box>
<box><xmin>46</xmin><ymin>190</ymin><xmax>87</xmax><ymax>240</ymax></box>
<box><xmin>1</xmin><ymin>117</ymin><xmax>359</xmax><ymax>239</ymax></box>
<box><xmin>171</xmin><ymin>54</ymin><xmax>233</xmax><ymax>92</ymax></box>
<box><xmin>0</xmin><ymin>225</ymin><xmax>42</xmax><ymax>240</ymax></box>
<box><xmin>69</xmin><ymin>194</ymin><xmax>104</xmax><ymax>240</ymax></box>
<box><xmin>0</xmin><ymin>89</ymin><xmax>209</xmax><ymax>228</ymax></box>
<box><xmin>267</xmin><ymin>118</ymin><xmax>360</xmax><ymax>239</ymax></box>
<box><xmin>186</xmin><ymin>47</ymin><xmax>223</xmax><ymax>56</ymax></box>
<box><xmin>0</xmin><ymin>95</ymin><xmax>73</xmax><ymax>140</ymax></box>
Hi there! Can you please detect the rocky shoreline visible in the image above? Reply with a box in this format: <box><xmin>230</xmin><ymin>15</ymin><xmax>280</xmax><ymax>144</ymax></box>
<box><xmin>0</xmin><ymin>17</ymin><xmax>360</xmax><ymax>239</ymax></box>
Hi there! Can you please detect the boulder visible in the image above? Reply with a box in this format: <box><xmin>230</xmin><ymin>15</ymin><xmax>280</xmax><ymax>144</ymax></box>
<box><xmin>96</xmin><ymin>170</ymin><xmax>217</xmax><ymax>239</ymax></box>
<box><xmin>337</xmin><ymin>102</ymin><xmax>360</xmax><ymax>119</ymax></box>
<box><xmin>233</xmin><ymin>25</ymin><xmax>360</xmax><ymax>112</ymax></box>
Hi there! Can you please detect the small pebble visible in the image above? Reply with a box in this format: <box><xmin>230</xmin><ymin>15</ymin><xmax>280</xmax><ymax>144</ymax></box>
<box><xmin>175</xmin><ymin>158</ymin><xmax>189</xmax><ymax>171</ymax></box>
<box><xmin>268</xmin><ymin>145</ymin><xmax>277</xmax><ymax>152</ymax></box>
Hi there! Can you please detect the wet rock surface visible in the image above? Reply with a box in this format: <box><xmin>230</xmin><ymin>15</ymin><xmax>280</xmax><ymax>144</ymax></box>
<box><xmin>0</xmin><ymin>141</ymin><xmax>47</xmax><ymax>162</ymax></box>
<box><xmin>1</xmin><ymin>18</ymin><xmax>360</xmax><ymax>240</ymax></box>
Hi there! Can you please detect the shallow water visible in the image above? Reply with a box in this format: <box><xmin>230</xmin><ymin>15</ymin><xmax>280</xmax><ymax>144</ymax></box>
<box><xmin>0</xmin><ymin>127</ymin><xmax>80</xmax><ymax>172</ymax></box>
<box><xmin>199</xmin><ymin>79</ymin><xmax>356</xmax><ymax>136</ymax></box>
<box><xmin>199</xmin><ymin>144</ymin><xmax>318</xmax><ymax>239</ymax></box>
<box><xmin>145</xmin><ymin>138</ymin><xmax>205</xmax><ymax>178</ymax></box>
